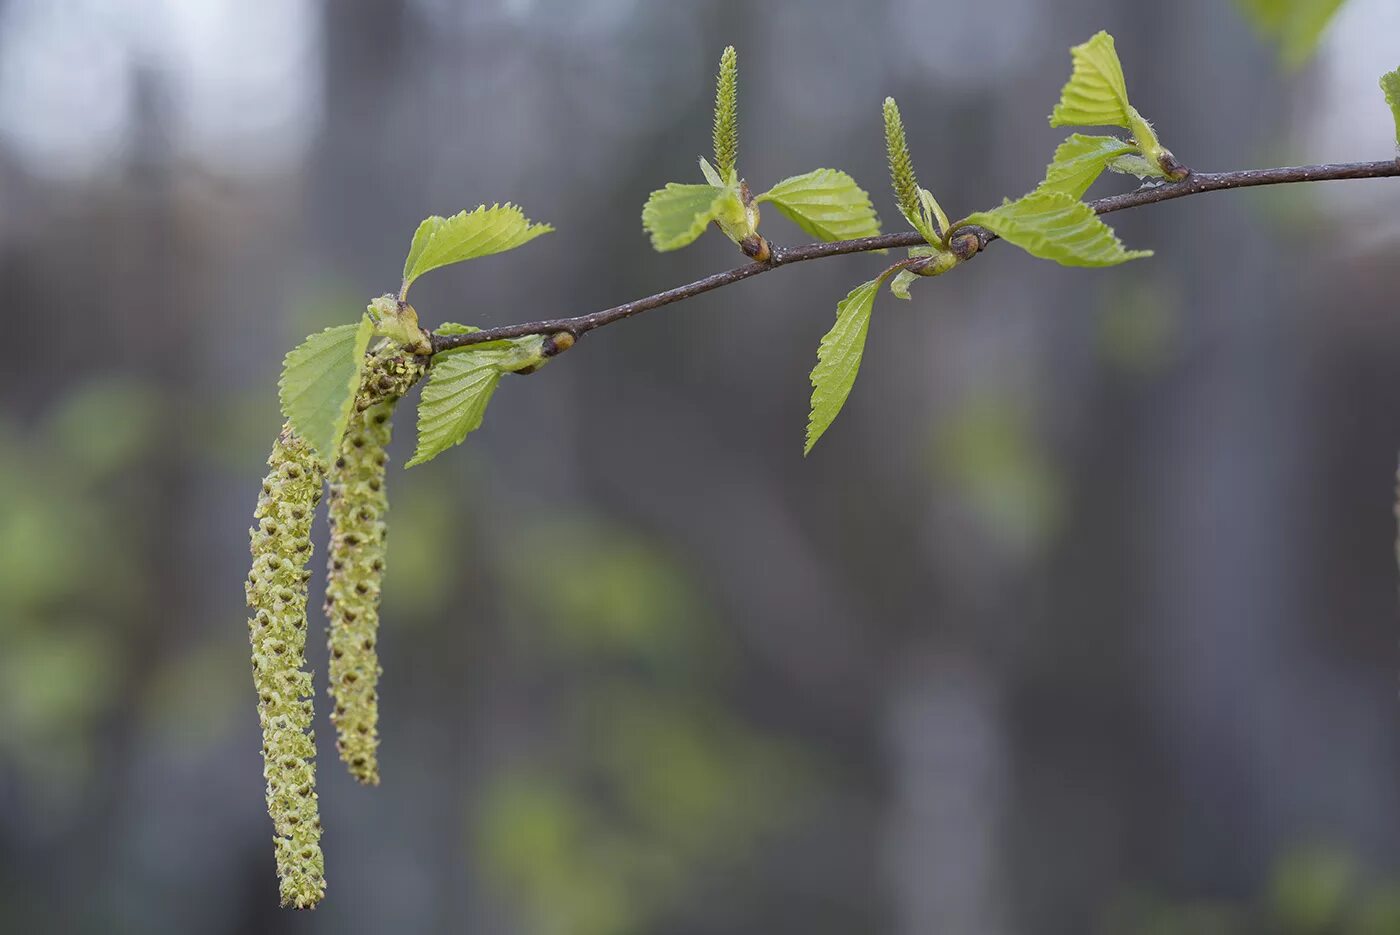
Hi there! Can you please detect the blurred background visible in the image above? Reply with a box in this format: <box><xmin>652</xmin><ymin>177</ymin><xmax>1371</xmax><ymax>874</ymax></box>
<box><xmin>1</xmin><ymin>1</ymin><xmax>1399</xmax><ymax>932</ymax></box>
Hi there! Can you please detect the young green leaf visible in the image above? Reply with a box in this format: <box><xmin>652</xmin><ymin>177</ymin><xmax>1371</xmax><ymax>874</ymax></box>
<box><xmin>1048</xmin><ymin>32</ymin><xmax>1179</xmax><ymax>178</ymax></box>
<box><xmin>807</xmin><ymin>271</ymin><xmax>893</xmax><ymax>455</ymax></box>
<box><xmin>1382</xmin><ymin>68</ymin><xmax>1400</xmax><ymax>147</ymax></box>
<box><xmin>958</xmin><ymin>191</ymin><xmax>1152</xmax><ymax>268</ymax></box>
<box><xmin>713</xmin><ymin>46</ymin><xmax>739</xmax><ymax>180</ymax></box>
<box><xmin>366</xmin><ymin>294</ymin><xmax>430</xmax><ymax>353</ymax></box>
<box><xmin>756</xmin><ymin>169</ymin><xmax>881</xmax><ymax>242</ymax></box>
<box><xmin>433</xmin><ymin>322</ymin><xmax>479</xmax><ymax>336</ymax></box>
<box><xmin>641</xmin><ymin>183</ymin><xmax>734</xmax><ymax>251</ymax></box>
<box><xmin>889</xmin><ymin>268</ymin><xmax>919</xmax><ymax>301</ymax></box>
<box><xmin>699</xmin><ymin>156</ymin><xmax>727</xmax><ymax>188</ymax></box>
<box><xmin>918</xmin><ymin>188</ymin><xmax>951</xmax><ymax>242</ymax></box>
<box><xmin>434</xmin><ymin>321</ymin><xmax>515</xmax><ymax>350</ymax></box>
<box><xmin>407</xmin><ymin>337</ymin><xmax>548</xmax><ymax>467</ymax></box>
<box><xmin>1106</xmin><ymin>153</ymin><xmax>1163</xmax><ymax>179</ymax></box>
<box><xmin>408</xmin><ymin>355</ymin><xmax>503</xmax><ymax>468</ymax></box>
<box><xmin>885</xmin><ymin>245</ymin><xmax>956</xmax><ymax>301</ymax></box>
<box><xmin>279</xmin><ymin>315</ymin><xmax>375</xmax><ymax>463</ymax></box>
<box><xmin>1039</xmin><ymin>134</ymin><xmax>1139</xmax><ymax>198</ymax></box>
<box><xmin>1236</xmin><ymin>0</ymin><xmax>1345</xmax><ymax>67</ymax></box>
<box><xmin>401</xmin><ymin>217</ymin><xmax>445</xmax><ymax>288</ymax></box>
<box><xmin>1050</xmin><ymin>31</ymin><xmax>1132</xmax><ymax>129</ymax></box>
<box><xmin>400</xmin><ymin>204</ymin><xmax>553</xmax><ymax>298</ymax></box>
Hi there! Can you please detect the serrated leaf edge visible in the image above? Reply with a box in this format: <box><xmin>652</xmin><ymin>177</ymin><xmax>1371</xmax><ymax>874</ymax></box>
<box><xmin>278</xmin><ymin>315</ymin><xmax>375</xmax><ymax>463</ymax></box>
<box><xmin>805</xmin><ymin>270</ymin><xmax>894</xmax><ymax>455</ymax></box>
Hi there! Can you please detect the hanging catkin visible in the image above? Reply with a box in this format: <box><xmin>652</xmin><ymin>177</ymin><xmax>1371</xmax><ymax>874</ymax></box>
<box><xmin>246</xmin><ymin>425</ymin><xmax>326</xmax><ymax>909</ymax></box>
<box><xmin>324</xmin><ymin>349</ymin><xmax>425</xmax><ymax>785</ymax></box>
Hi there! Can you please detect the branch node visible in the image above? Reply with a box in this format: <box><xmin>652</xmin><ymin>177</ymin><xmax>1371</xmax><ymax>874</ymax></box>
<box><xmin>949</xmin><ymin>230</ymin><xmax>982</xmax><ymax>261</ymax></box>
<box><xmin>740</xmin><ymin>234</ymin><xmax>771</xmax><ymax>262</ymax></box>
<box><xmin>1158</xmin><ymin>150</ymin><xmax>1191</xmax><ymax>181</ymax></box>
<box><xmin>542</xmin><ymin>331</ymin><xmax>575</xmax><ymax>358</ymax></box>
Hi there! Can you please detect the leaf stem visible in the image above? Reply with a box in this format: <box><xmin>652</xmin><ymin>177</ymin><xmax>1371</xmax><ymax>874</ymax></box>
<box><xmin>431</xmin><ymin>158</ymin><xmax>1400</xmax><ymax>355</ymax></box>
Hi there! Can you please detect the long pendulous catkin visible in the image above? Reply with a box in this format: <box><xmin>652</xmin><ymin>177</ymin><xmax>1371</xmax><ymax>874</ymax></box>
<box><xmin>324</xmin><ymin>349</ymin><xmax>424</xmax><ymax>785</ymax></box>
<box><xmin>246</xmin><ymin>425</ymin><xmax>326</xmax><ymax>909</ymax></box>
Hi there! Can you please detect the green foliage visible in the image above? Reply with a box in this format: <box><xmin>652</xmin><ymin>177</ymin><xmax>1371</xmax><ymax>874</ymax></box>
<box><xmin>1039</xmin><ymin>133</ymin><xmax>1139</xmax><ymax>198</ymax></box>
<box><xmin>1382</xmin><ymin>68</ymin><xmax>1400</xmax><ymax>147</ymax></box>
<box><xmin>1359</xmin><ymin>888</ymin><xmax>1400</xmax><ymax>935</ymax></box>
<box><xmin>1049</xmin><ymin>31</ymin><xmax>1174</xmax><ymax>176</ymax></box>
<box><xmin>400</xmin><ymin>204</ymin><xmax>553</xmax><ymax>298</ymax></box>
<box><xmin>0</xmin><ymin>382</ymin><xmax>158</xmax><ymax>797</ymax></box>
<box><xmin>806</xmin><ymin>272</ymin><xmax>891</xmax><ymax>454</ymax></box>
<box><xmin>480</xmin><ymin>704</ymin><xmax>803</xmax><ymax>935</ymax></box>
<box><xmin>409</xmin><ymin>355</ymin><xmax>506</xmax><ymax>467</ymax></box>
<box><xmin>931</xmin><ymin>394</ymin><xmax>1063</xmax><ymax>550</ymax></box>
<box><xmin>1050</xmin><ymin>30</ymin><xmax>1133</xmax><ymax>129</ymax></box>
<box><xmin>919</xmin><ymin>186</ymin><xmax>952</xmax><ymax>240</ymax></box>
<box><xmin>1107</xmin><ymin>844</ymin><xmax>1400</xmax><ymax>935</ymax></box>
<box><xmin>643</xmin><ymin>46</ymin><xmax>880</xmax><ymax>253</ymax></box>
<box><xmin>479</xmin><ymin>512</ymin><xmax>809</xmax><ymax>935</ymax></box>
<box><xmin>698</xmin><ymin>155</ymin><xmax>727</xmax><ymax>187</ymax></box>
<box><xmin>1107</xmin><ymin>152</ymin><xmax>1168</xmax><ymax>179</ymax></box>
<box><xmin>641</xmin><ymin>183</ymin><xmax>735</xmax><ymax>251</ymax></box>
<box><xmin>2</xmin><ymin>628</ymin><xmax>122</xmax><ymax>791</ymax></box>
<box><xmin>889</xmin><ymin>267</ymin><xmax>919</xmax><ymax>300</ymax></box>
<box><xmin>503</xmin><ymin>515</ymin><xmax>714</xmax><ymax>664</ymax></box>
<box><xmin>1096</xmin><ymin>279</ymin><xmax>1180</xmax><ymax>376</ymax></box>
<box><xmin>642</xmin><ymin>174</ymin><xmax>754</xmax><ymax>252</ymax></box>
<box><xmin>46</xmin><ymin>378</ymin><xmax>162</xmax><ymax>477</ymax></box>
<box><xmin>640</xmin><ymin>47</ymin><xmax>752</xmax><ymax>254</ymax></box>
<box><xmin>1236</xmin><ymin>0</ymin><xmax>1346</xmax><ymax>66</ymax></box>
<box><xmin>479</xmin><ymin>778</ymin><xmax>641</xmax><ymax>935</ymax></box>
<box><xmin>366</xmin><ymin>294</ymin><xmax>429</xmax><ymax>353</ymax></box>
<box><xmin>433</xmin><ymin>322</ymin><xmax>479</xmax><ymax>336</ymax></box>
<box><xmin>713</xmin><ymin>46</ymin><xmax>738</xmax><ymax>180</ymax></box>
<box><xmin>958</xmin><ymin>191</ymin><xmax>1152</xmax><ymax>267</ymax></box>
<box><xmin>583</xmin><ymin>686</ymin><xmax>802</xmax><ymax>857</ymax></box>
<box><xmin>278</xmin><ymin>315</ymin><xmax>375</xmax><ymax>464</ymax></box>
<box><xmin>0</xmin><ymin>387</ymin><xmax>143</xmax><ymax>789</ymax></box>
<box><xmin>230</xmin><ymin>28</ymin><xmax>1400</xmax><ymax>912</ymax></box>
<box><xmin>1269</xmin><ymin>847</ymin><xmax>1356</xmax><ymax>933</ymax></box>
<box><xmin>755</xmin><ymin>168</ymin><xmax>881</xmax><ymax>241</ymax></box>
<box><xmin>407</xmin><ymin>335</ymin><xmax>550</xmax><ymax>467</ymax></box>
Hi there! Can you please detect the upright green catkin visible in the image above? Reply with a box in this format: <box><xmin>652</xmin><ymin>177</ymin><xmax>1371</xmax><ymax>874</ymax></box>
<box><xmin>713</xmin><ymin>46</ymin><xmax>739</xmax><ymax>180</ymax></box>
<box><xmin>246</xmin><ymin>425</ymin><xmax>326</xmax><ymax>910</ymax></box>
<box><xmin>883</xmin><ymin>97</ymin><xmax>921</xmax><ymax>225</ymax></box>
<box><xmin>324</xmin><ymin>349</ymin><xmax>425</xmax><ymax>785</ymax></box>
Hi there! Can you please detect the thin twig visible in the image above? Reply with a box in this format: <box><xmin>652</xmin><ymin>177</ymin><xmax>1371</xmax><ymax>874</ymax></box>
<box><xmin>431</xmin><ymin>159</ymin><xmax>1400</xmax><ymax>355</ymax></box>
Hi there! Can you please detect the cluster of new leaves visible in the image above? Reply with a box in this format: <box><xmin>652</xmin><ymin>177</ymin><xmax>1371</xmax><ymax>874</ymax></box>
<box><xmin>277</xmin><ymin>204</ymin><xmax>556</xmax><ymax>472</ymax></box>
<box><xmin>641</xmin><ymin>46</ymin><xmax>882</xmax><ymax>257</ymax></box>
<box><xmin>804</xmin><ymin>31</ymin><xmax>1166</xmax><ymax>454</ymax></box>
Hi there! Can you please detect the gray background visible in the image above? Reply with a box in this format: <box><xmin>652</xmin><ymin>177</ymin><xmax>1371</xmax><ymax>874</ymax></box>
<box><xmin>2</xmin><ymin>1</ymin><xmax>1400</xmax><ymax>932</ymax></box>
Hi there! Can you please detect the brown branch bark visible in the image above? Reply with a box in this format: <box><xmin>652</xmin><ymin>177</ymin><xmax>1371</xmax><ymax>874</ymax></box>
<box><xmin>430</xmin><ymin>159</ymin><xmax>1400</xmax><ymax>355</ymax></box>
